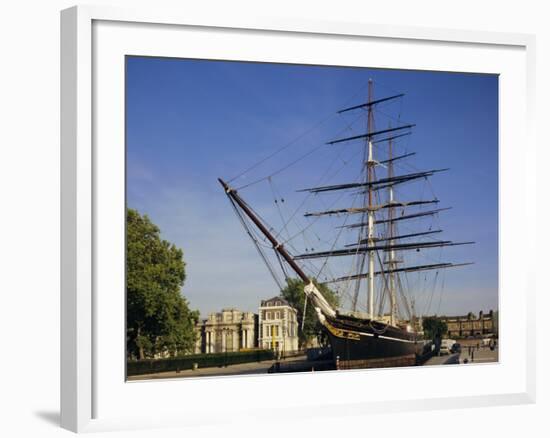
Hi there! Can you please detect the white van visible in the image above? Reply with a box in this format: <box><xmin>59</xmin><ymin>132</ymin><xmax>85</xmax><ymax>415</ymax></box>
<box><xmin>439</xmin><ymin>339</ymin><xmax>455</xmax><ymax>356</ymax></box>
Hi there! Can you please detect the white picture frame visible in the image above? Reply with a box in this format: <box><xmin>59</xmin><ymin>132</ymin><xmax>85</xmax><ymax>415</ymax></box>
<box><xmin>61</xmin><ymin>4</ymin><xmax>536</xmax><ymax>433</ymax></box>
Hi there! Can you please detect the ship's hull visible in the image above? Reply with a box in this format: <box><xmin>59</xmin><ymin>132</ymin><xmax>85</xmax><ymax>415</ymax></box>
<box><xmin>323</xmin><ymin>314</ymin><xmax>423</xmax><ymax>362</ymax></box>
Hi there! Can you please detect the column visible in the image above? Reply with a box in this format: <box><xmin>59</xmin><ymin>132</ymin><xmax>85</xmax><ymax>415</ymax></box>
<box><xmin>233</xmin><ymin>328</ymin><xmax>239</xmax><ymax>351</ymax></box>
<box><xmin>221</xmin><ymin>329</ymin><xmax>226</xmax><ymax>352</ymax></box>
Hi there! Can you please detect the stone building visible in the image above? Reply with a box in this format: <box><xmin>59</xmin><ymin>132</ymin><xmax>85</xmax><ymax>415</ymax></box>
<box><xmin>258</xmin><ymin>296</ymin><xmax>299</xmax><ymax>353</ymax></box>
<box><xmin>195</xmin><ymin>308</ymin><xmax>257</xmax><ymax>354</ymax></box>
<box><xmin>439</xmin><ymin>310</ymin><xmax>497</xmax><ymax>338</ymax></box>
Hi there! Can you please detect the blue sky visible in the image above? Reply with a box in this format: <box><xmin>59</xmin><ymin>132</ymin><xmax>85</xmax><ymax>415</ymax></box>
<box><xmin>126</xmin><ymin>56</ymin><xmax>498</xmax><ymax>319</ymax></box>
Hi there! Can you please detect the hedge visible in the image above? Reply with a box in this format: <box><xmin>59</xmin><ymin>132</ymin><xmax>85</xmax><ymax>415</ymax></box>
<box><xmin>127</xmin><ymin>349</ymin><xmax>275</xmax><ymax>376</ymax></box>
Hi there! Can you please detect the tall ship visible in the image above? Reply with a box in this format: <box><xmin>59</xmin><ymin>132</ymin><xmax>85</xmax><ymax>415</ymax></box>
<box><xmin>219</xmin><ymin>80</ymin><xmax>474</xmax><ymax>367</ymax></box>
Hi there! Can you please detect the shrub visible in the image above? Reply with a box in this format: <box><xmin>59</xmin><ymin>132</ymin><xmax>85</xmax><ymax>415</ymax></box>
<box><xmin>127</xmin><ymin>349</ymin><xmax>275</xmax><ymax>376</ymax></box>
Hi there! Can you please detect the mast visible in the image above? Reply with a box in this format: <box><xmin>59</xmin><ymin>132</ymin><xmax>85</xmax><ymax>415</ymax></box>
<box><xmin>354</xmin><ymin>79</ymin><xmax>376</xmax><ymax>318</ymax></box>
<box><xmin>366</xmin><ymin>79</ymin><xmax>375</xmax><ymax>320</ymax></box>
<box><xmin>388</xmin><ymin>128</ymin><xmax>397</xmax><ymax>326</ymax></box>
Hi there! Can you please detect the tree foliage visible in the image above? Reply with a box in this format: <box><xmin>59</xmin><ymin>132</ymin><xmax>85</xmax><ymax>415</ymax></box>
<box><xmin>126</xmin><ymin>208</ymin><xmax>198</xmax><ymax>359</ymax></box>
<box><xmin>422</xmin><ymin>316</ymin><xmax>448</xmax><ymax>340</ymax></box>
<box><xmin>280</xmin><ymin>278</ymin><xmax>339</xmax><ymax>348</ymax></box>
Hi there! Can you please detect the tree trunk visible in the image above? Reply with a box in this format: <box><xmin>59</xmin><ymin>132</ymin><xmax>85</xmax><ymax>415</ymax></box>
<box><xmin>137</xmin><ymin>326</ymin><xmax>145</xmax><ymax>360</ymax></box>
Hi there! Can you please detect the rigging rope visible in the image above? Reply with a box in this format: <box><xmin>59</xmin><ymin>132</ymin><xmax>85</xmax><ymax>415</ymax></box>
<box><xmin>228</xmin><ymin>78</ymin><xmax>373</xmax><ymax>187</ymax></box>
<box><xmin>301</xmin><ymin>295</ymin><xmax>308</xmax><ymax>331</ymax></box>
<box><xmin>228</xmin><ymin>116</ymin><xmax>335</xmax><ymax>185</ymax></box>
<box><xmin>436</xmin><ymin>270</ymin><xmax>447</xmax><ymax>315</ymax></box>
<box><xmin>228</xmin><ymin>195</ymin><xmax>284</xmax><ymax>291</ymax></box>
<box><xmin>236</xmin><ymin>142</ymin><xmax>327</xmax><ymax>190</ymax></box>
<box><xmin>375</xmin><ymin>248</ymin><xmax>390</xmax><ymax>316</ymax></box>
<box><xmin>423</xmin><ymin>271</ymin><xmax>439</xmax><ymax>316</ymax></box>
<box><xmin>274</xmin><ymin>250</ymin><xmax>290</xmax><ymax>283</ymax></box>
<box><xmin>224</xmin><ymin>79</ymin><xmax>453</xmax><ymax>321</ymax></box>
<box><xmin>396</xmin><ymin>274</ymin><xmax>412</xmax><ymax>321</ymax></box>
<box><xmin>315</xmin><ymin>183</ymin><xmax>363</xmax><ymax>280</ymax></box>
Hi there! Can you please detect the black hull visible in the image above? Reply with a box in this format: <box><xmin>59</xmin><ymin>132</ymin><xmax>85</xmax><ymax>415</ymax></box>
<box><xmin>324</xmin><ymin>314</ymin><xmax>423</xmax><ymax>362</ymax></box>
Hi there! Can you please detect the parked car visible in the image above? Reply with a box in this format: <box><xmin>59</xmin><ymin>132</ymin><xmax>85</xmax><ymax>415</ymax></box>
<box><xmin>450</xmin><ymin>343</ymin><xmax>462</xmax><ymax>354</ymax></box>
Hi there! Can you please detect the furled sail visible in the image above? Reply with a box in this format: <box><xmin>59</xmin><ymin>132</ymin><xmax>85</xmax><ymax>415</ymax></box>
<box><xmin>345</xmin><ymin>229</ymin><xmax>443</xmax><ymax>246</ymax></box>
<box><xmin>304</xmin><ymin>199</ymin><xmax>440</xmax><ymax>217</ymax></box>
<box><xmin>340</xmin><ymin>207</ymin><xmax>453</xmax><ymax>228</ymax></box>
<box><xmin>327</xmin><ymin>124</ymin><xmax>416</xmax><ymax>145</ymax></box>
<box><xmin>294</xmin><ymin>241</ymin><xmax>474</xmax><ymax>260</ymax></box>
<box><xmin>298</xmin><ymin>169</ymin><xmax>448</xmax><ymax>194</ymax></box>
<box><xmin>325</xmin><ymin>262</ymin><xmax>475</xmax><ymax>284</ymax></box>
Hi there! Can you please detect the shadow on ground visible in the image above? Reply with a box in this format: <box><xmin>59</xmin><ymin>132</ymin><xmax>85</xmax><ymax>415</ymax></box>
<box><xmin>34</xmin><ymin>411</ymin><xmax>60</xmax><ymax>426</ymax></box>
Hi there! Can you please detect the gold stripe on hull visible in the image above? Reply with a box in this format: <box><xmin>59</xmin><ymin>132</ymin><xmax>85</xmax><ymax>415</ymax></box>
<box><xmin>323</xmin><ymin>319</ymin><xmax>361</xmax><ymax>341</ymax></box>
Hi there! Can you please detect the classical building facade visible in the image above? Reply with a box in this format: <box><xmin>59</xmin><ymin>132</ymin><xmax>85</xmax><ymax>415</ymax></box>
<box><xmin>439</xmin><ymin>310</ymin><xmax>497</xmax><ymax>338</ymax></box>
<box><xmin>195</xmin><ymin>308</ymin><xmax>257</xmax><ymax>354</ymax></box>
<box><xmin>258</xmin><ymin>297</ymin><xmax>299</xmax><ymax>353</ymax></box>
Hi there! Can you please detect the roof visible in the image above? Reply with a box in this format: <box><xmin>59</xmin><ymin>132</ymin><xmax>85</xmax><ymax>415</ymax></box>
<box><xmin>260</xmin><ymin>296</ymin><xmax>291</xmax><ymax>307</ymax></box>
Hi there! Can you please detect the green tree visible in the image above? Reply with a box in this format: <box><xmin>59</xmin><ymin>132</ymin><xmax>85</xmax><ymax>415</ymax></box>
<box><xmin>422</xmin><ymin>316</ymin><xmax>448</xmax><ymax>340</ymax></box>
<box><xmin>280</xmin><ymin>278</ymin><xmax>339</xmax><ymax>348</ymax></box>
<box><xmin>126</xmin><ymin>208</ymin><xmax>198</xmax><ymax>359</ymax></box>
